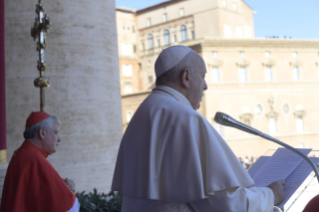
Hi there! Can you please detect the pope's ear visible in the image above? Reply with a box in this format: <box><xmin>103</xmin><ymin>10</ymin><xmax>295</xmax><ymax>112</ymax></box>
<box><xmin>181</xmin><ymin>68</ymin><xmax>191</xmax><ymax>88</ymax></box>
<box><xmin>39</xmin><ymin>128</ymin><xmax>46</xmax><ymax>139</ymax></box>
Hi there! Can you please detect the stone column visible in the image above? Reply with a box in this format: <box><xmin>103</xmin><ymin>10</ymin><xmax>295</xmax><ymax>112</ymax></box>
<box><xmin>5</xmin><ymin>0</ymin><xmax>122</xmax><ymax>192</ymax></box>
<box><xmin>0</xmin><ymin>0</ymin><xmax>8</xmax><ymax>200</ymax></box>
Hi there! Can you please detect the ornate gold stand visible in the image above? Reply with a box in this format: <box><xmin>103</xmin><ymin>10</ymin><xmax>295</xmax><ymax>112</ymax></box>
<box><xmin>31</xmin><ymin>0</ymin><xmax>51</xmax><ymax>112</ymax></box>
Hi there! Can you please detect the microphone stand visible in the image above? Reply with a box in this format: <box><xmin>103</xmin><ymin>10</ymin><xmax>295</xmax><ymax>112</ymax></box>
<box><xmin>214</xmin><ymin>112</ymin><xmax>319</xmax><ymax>184</ymax></box>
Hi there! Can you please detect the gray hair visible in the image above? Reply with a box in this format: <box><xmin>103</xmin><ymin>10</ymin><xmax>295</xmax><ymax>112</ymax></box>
<box><xmin>156</xmin><ymin>51</ymin><xmax>201</xmax><ymax>86</ymax></box>
<box><xmin>23</xmin><ymin>116</ymin><xmax>60</xmax><ymax>140</ymax></box>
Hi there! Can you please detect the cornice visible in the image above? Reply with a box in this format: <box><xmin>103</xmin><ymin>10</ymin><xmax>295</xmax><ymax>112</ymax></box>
<box><xmin>137</xmin><ymin>0</ymin><xmax>187</xmax><ymax>15</ymax></box>
<box><xmin>139</xmin><ymin>15</ymin><xmax>193</xmax><ymax>33</ymax></box>
<box><xmin>122</xmin><ymin>90</ymin><xmax>151</xmax><ymax>98</ymax></box>
<box><xmin>289</xmin><ymin>59</ymin><xmax>303</xmax><ymax>66</ymax></box>
<box><xmin>199</xmin><ymin>38</ymin><xmax>319</xmax><ymax>48</ymax></box>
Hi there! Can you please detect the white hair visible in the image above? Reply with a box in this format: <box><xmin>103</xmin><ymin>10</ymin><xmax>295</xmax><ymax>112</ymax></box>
<box><xmin>23</xmin><ymin>116</ymin><xmax>60</xmax><ymax>140</ymax></box>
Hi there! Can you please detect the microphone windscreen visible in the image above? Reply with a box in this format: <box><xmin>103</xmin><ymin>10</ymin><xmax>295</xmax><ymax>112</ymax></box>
<box><xmin>214</xmin><ymin>112</ymin><xmax>231</xmax><ymax>126</ymax></box>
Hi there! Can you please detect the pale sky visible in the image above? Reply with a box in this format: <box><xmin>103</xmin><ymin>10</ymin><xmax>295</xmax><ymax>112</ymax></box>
<box><xmin>115</xmin><ymin>0</ymin><xmax>319</xmax><ymax>39</ymax></box>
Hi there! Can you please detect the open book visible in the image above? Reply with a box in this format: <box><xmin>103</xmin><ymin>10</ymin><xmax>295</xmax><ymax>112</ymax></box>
<box><xmin>247</xmin><ymin>148</ymin><xmax>319</xmax><ymax>209</ymax></box>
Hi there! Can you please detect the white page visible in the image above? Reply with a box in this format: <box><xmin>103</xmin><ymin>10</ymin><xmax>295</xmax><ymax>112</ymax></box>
<box><xmin>248</xmin><ymin>156</ymin><xmax>270</xmax><ymax>178</ymax></box>
<box><xmin>252</xmin><ymin>148</ymin><xmax>312</xmax><ymax>187</ymax></box>
<box><xmin>277</xmin><ymin>157</ymin><xmax>319</xmax><ymax>209</ymax></box>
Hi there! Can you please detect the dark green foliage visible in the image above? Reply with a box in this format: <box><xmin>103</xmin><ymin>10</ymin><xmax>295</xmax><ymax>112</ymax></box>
<box><xmin>76</xmin><ymin>189</ymin><xmax>122</xmax><ymax>212</ymax></box>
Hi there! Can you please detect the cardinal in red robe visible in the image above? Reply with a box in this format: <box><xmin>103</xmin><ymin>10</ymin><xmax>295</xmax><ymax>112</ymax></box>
<box><xmin>0</xmin><ymin>112</ymin><xmax>80</xmax><ymax>212</ymax></box>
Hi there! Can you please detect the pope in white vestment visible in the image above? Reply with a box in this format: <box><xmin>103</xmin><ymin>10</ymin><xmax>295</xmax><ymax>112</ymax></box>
<box><xmin>112</xmin><ymin>46</ymin><xmax>284</xmax><ymax>212</ymax></box>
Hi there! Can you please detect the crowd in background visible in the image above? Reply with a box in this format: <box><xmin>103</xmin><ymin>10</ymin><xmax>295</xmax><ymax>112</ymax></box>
<box><xmin>239</xmin><ymin>156</ymin><xmax>257</xmax><ymax>171</ymax></box>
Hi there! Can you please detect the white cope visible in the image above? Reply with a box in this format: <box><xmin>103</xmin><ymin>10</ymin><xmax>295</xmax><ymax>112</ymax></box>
<box><xmin>112</xmin><ymin>86</ymin><xmax>274</xmax><ymax>212</ymax></box>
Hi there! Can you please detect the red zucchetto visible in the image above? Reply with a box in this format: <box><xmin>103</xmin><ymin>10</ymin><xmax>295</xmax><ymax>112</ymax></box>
<box><xmin>25</xmin><ymin>111</ymin><xmax>50</xmax><ymax>128</ymax></box>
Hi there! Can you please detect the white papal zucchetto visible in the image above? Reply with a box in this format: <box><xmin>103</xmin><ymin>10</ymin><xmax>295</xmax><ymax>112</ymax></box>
<box><xmin>155</xmin><ymin>45</ymin><xmax>192</xmax><ymax>77</ymax></box>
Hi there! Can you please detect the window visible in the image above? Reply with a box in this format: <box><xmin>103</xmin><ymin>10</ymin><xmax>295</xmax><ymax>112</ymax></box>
<box><xmin>292</xmin><ymin>52</ymin><xmax>298</xmax><ymax>58</ymax></box>
<box><xmin>233</xmin><ymin>3</ymin><xmax>237</xmax><ymax>11</ymax></box>
<box><xmin>265</xmin><ymin>66</ymin><xmax>273</xmax><ymax>82</ymax></box>
<box><xmin>268</xmin><ymin>117</ymin><xmax>277</xmax><ymax>134</ymax></box>
<box><xmin>239</xmin><ymin>66</ymin><xmax>247</xmax><ymax>82</ymax></box>
<box><xmin>133</xmin><ymin>45</ymin><xmax>136</xmax><ymax>53</ymax></box>
<box><xmin>181</xmin><ymin>25</ymin><xmax>188</xmax><ymax>42</ymax></box>
<box><xmin>211</xmin><ymin>67</ymin><xmax>220</xmax><ymax>83</ymax></box>
<box><xmin>163</xmin><ymin>13</ymin><xmax>168</xmax><ymax>22</ymax></box>
<box><xmin>293</xmin><ymin>66</ymin><xmax>300</xmax><ymax>81</ymax></box>
<box><xmin>298</xmin><ymin>143</ymin><xmax>305</xmax><ymax>148</ymax></box>
<box><xmin>148</xmin><ymin>76</ymin><xmax>154</xmax><ymax>83</ymax></box>
<box><xmin>224</xmin><ymin>24</ymin><xmax>232</xmax><ymax>38</ymax></box>
<box><xmin>265</xmin><ymin>51</ymin><xmax>271</xmax><ymax>57</ymax></box>
<box><xmin>239</xmin><ymin>51</ymin><xmax>245</xmax><ymax>57</ymax></box>
<box><xmin>180</xmin><ymin>8</ymin><xmax>185</xmax><ymax>17</ymax></box>
<box><xmin>296</xmin><ymin>116</ymin><xmax>304</xmax><ymax>132</ymax></box>
<box><xmin>147</xmin><ymin>60</ymin><xmax>151</xmax><ymax>66</ymax></box>
<box><xmin>164</xmin><ymin>29</ymin><xmax>171</xmax><ymax>46</ymax></box>
<box><xmin>157</xmin><ymin>39</ymin><xmax>161</xmax><ymax>47</ymax></box>
<box><xmin>148</xmin><ymin>34</ymin><xmax>154</xmax><ymax>50</ymax></box>
<box><xmin>147</xmin><ymin>18</ymin><xmax>151</xmax><ymax>27</ymax></box>
<box><xmin>124</xmin><ymin>82</ymin><xmax>133</xmax><ymax>94</ymax></box>
<box><xmin>296</xmin><ymin>104</ymin><xmax>303</xmax><ymax>110</ymax></box>
<box><xmin>121</xmin><ymin>44</ymin><xmax>132</xmax><ymax>56</ymax></box>
<box><xmin>142</xmin><ymin>43</ymin><xmax>145</xmax><ymax>51</ymax></box>
<box><xmin>255</xmin><ymin>104</ymin><xmax>263</xmax><ymax>115</ymax></box>
<box><xmin>126</xmin><ymin>111</ymin><xmax>132</xmax><ymax>122</ymax></box>
<box><xmin>212</xmin><ymin>51</ymin><xmax>218</xmax><ymax>57</ymax></box>
<box><xmin>236</xmin><ymin>26</ymin><xmax>243</xmax><ymax>38</ymax></box>
<box><xmin>122</xmin><ymin>64</ymin><xmax>133</xmax><ymax>77</ymax></box>
<box><xmin>222</xmin><ymin>0</ymin><xmax>227</xmax><ymax>9</ymax></box>
<box><xmin>192</xmin><ymin>31</ymin><xmax>195</xmax><ymax>39</ymax></box>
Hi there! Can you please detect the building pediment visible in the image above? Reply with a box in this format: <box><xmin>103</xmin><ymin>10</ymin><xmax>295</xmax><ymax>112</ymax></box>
<box><xmin>207</xmin><ymin>59</ymin><xmax>223</xmax><ymax>67</ymax></box>
<box><xmin>236</xmin><ymin>59</ymin><xmax>250</xmax><ymax>67</ymax></box>
<box><xmin>289</xmin><ymin>59</ymin><xmax>302</xmax><ymax>66</ymax></box>
<box><xmin>239</xmin><ymin>113</ymin><xmax>254</xmax><ymax>121</ymax></box>
<box><xmin>266</xmin><ymin>111</ymin><xmax>279</xmax><ymax>118</ymax></box>
<box><xmin>262</xmin><ymin>59</ymin><xmax>276</xmax><ymax>66</ymax></box>
<box><xmin>294</xmin><ymin>110</ymin><xmax>306</xmax><ymax>117</ymax></box>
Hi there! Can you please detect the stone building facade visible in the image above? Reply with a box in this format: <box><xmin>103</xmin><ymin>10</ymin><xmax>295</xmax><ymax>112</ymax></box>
<box><xmin>117</xmin><ymin>0</ymin><xmax>319</xmax><ymax>158</ymax></box>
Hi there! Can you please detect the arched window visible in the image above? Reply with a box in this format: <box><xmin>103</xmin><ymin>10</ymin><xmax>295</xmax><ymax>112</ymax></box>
<box><xmin>181</xmin><ymin>25</ymin><xmax>188</xmax><ymax>42</ymax></box>
<box><xmin>164</xmin><ymin>30</ymin><xmax>170</xmax><ymax>46</ymax></box>
<box><xmin>148</xmin><ymin>34</ymin><xmax>154</xmax><ymax>50</ymax></box>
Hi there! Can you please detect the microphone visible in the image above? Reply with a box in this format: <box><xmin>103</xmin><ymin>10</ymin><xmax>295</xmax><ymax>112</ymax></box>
<box><xmin>214</xmin><ymin>112</ymin><xmax>319</xmax><ymax>184</ymax></box>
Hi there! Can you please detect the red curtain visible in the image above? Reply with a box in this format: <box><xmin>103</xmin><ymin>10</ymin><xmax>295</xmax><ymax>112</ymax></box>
<box><xmin>0</xmin><ymin>0</ymin><xmax>7</xmax><ymax>151</ymax></box>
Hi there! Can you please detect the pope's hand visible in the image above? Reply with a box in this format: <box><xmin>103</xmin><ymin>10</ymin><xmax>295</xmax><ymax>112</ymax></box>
<box><xmin>64</xmin><ymin>178</ymin><xmax>75</xmax><ymax>193</ymax></box>
<box><xmin>267</xmin><ymin>180</ymin><xmax>285</xmax><ymax>206</ymax></box>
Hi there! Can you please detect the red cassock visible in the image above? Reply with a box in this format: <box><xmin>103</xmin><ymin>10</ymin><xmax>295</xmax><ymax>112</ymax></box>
<box><xmin>303</xmin><ymin>195</ymin><xmax>319</xmax><ymax>212</ymax></box>
<box><xmin>0</xmin><ymin>141</ymin><xmax>75</xmax><ymax>212</ymax></box>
